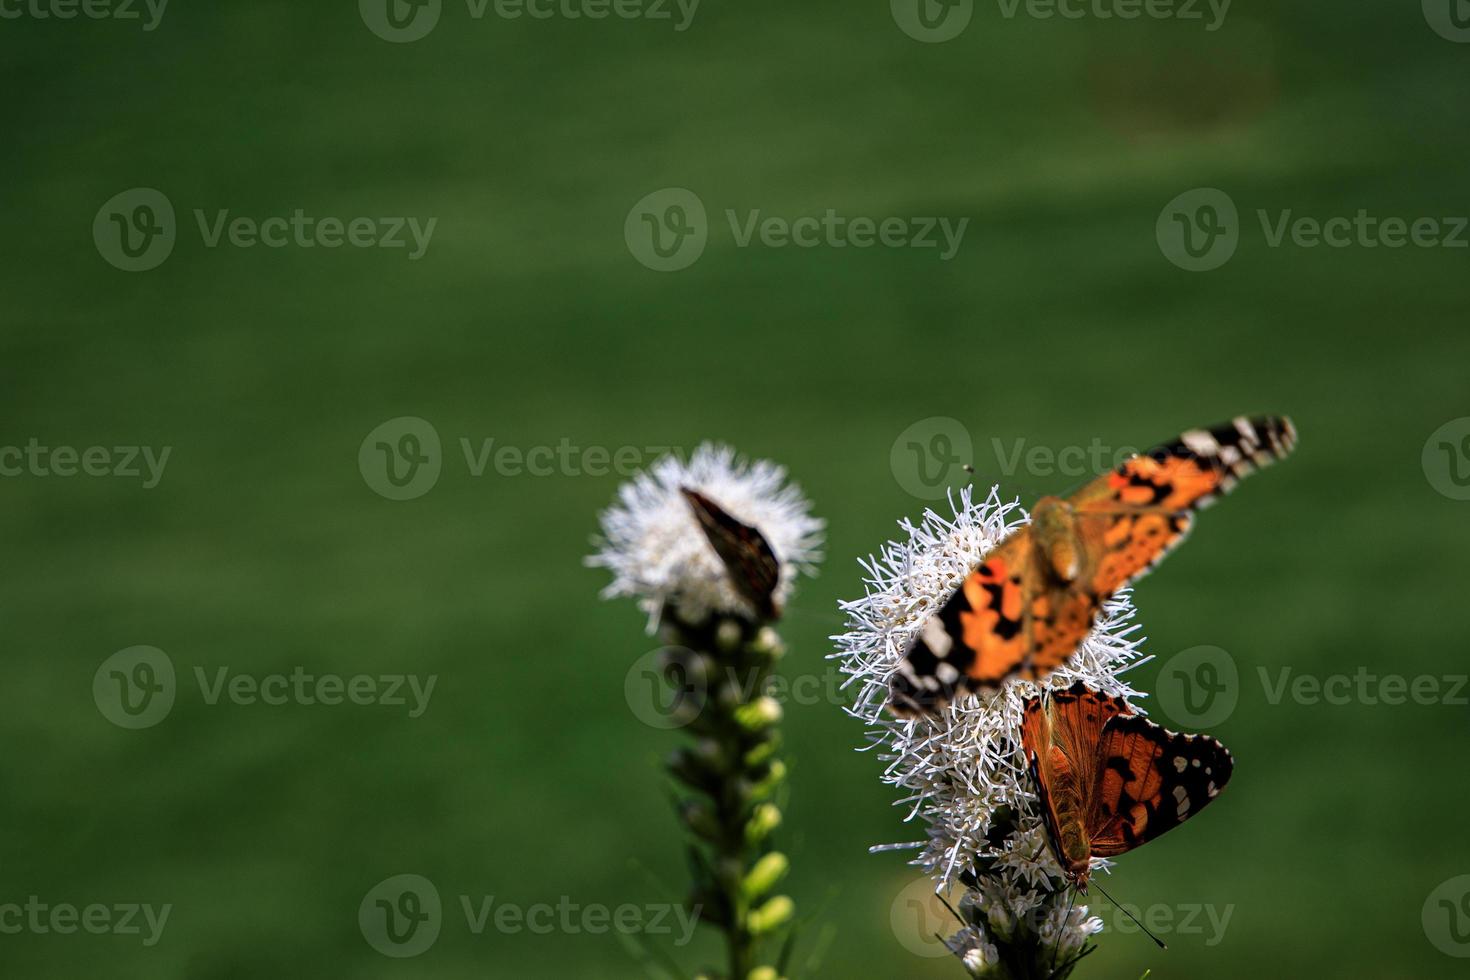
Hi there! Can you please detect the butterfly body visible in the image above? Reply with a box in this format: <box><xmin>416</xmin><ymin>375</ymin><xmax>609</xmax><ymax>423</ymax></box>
<box><xmin>1030</xmin><ymin>496</ymin><xmax>1085</xmax><ymax>583</ymax></box>
<box><xmin>1037</xmin><ymin>744</ymin><xmax>1092</xmax><ymax>880</ymax></box>
<box><xmin>1022</xmin><ymin>684</ymin><xmax>1234</xmax><ymax>891</ymax></box>
<box><xmin>890</xmin><ymin>415</ymin><xmax>1296</xmax><ymax>717</ymax></box>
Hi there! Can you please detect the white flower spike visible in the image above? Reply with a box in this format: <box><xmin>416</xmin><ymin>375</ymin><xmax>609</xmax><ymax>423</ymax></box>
<box><xmin>588</xmin><ymin>443</ymin><xmax>824</xmax><ymax>628</ymax></box>
<box><xmin>590</xmin><ymin>443</ymin><xmax>821</xmax><ymax>977</ymax></box>
<box><xmin>832</xmin><ymin>486</ymin><xmax>1146</xmax><ymax>974</ymax></box>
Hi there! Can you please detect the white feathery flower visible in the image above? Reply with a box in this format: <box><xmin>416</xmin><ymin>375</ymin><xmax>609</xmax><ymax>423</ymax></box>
<box><xmin>1037</xmin><ymin>889</ymin><xmax>1104</xmax><ymax>958</ymax></box>
<box><xmin>947</xmin><ymin>927</ymin><xmax>1000</xmax><ymax>975</ymax></box>
<box><xmin>588</xmin><ymin>443</ymin><xmax>824</xmax><ymax>628</ymax></box>
<box><xmin>831</xmin><ymin>486</ymin><xmax>1148</xmax><ymax>964</ymax></box>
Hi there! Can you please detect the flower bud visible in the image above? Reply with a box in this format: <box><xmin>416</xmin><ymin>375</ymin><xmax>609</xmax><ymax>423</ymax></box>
<box><xmin>734</xmin><ymin>696</ymin><xmax>782</xmax><ymax>732</ymax></box>
<box><xmin>747</xmin><ymin>895</ymin><xmax>795</xmax><ymax>936</ymax></box>
<box><xmin>747</xmin><ymin>626</ymin><xmax>785</xmax><ymax>660</ymax></box>
<box><xmin>744</xmin><ymin>802</ymin><xmax>782</xmax><ymax>845</ymax></box>
<box><xmin>742</xmin><ymin>851</ymin><xmax>789</xmax><ymax>901</ymax></box>
<box><xmin>716</xmin><ymin>618</ymin><xmax>744</xmax><ymax>653</ymax></box>
<box><xmin>743</xmin><ymin>759</ymin><xmax>787</xmax><ymax>801</ymax></box>
<box><xmin>742</xmin><ymin>733</ymin><xmax>781</xmax><ymax>770</ymax></box>
<box><xmin>658</xmin><ymin>645</ymin><xmax>708</xmax><ymax>678</ymax></box>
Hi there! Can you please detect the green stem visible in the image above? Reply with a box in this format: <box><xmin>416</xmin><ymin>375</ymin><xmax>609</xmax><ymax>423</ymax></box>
<box><xmin>662</xmin><ymin>608</ymin><xmax>792</xmax><ymax>980</ymax></box>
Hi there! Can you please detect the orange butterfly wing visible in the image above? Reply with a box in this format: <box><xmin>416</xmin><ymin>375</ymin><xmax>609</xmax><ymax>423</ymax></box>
<box><xmin>889</xmin><ymin>416</ymin><xmax>1295</xmax><ymax>716</ymax></box>
<box><xmin>1022</xmin><ymin>684</ymin><xmax>1133</xmax><ymax>877</ymax></box>
<box><xmin>889</xmin><ymin>535</ymin><xmax>1035</xmax><ymax>716</ymax></box>
<box><xmin>1071</xmin><ymin>414</ymin><xmax>1296</xmax><ymax>596</ymax></box>
<box><xmin>1030</xmin><ymin>414</ymin><xmax>1297</xmax><ymax>667</ymax></box>
<box><xmin>1025</xmin><ymin>585</ymin><xmax>1103</xmax><ymax>680</ymax></box>
<box><xmin>1088</xmin><ymin>714</ymin><xmax>1234</xmax><ymax>857</ymax></box>
<box><xmin>1022</xmin><ymin>684</ymin><xmax>1234</xmax><ymax>883</ymax></box>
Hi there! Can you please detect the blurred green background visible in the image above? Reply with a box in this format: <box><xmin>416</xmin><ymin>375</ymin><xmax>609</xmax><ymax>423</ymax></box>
<box><xmin>3</xmin><ymin>0</ymin><xmax>1469</xmax><ymax>976</ymax></box>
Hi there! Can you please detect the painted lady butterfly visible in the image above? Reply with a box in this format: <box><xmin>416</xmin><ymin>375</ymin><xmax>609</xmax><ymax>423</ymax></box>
<box><xmin>889</xmin><ymin>415</ymin><xmax>1296</xmax><ymax>716</ymax></box>
<box><xmin>1022</xmin><ymin>683</ymin><xmax>1233</xmax><ymax>890</ymax></box>
<box><xmin>681</xmin><ymin>487</ymin><xmax>782</xmax><ymax>621</ymax></box>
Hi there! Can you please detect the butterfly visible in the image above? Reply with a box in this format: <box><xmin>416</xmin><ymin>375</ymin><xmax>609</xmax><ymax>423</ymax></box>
<box><xmin>1022</xmin><ymin>683</ymin><xmax>1232</xmax><ymax>890</ymax></box>
<box><xmin>681</xmin><ymin>487</ymin><xmax>782</xmax><ymax>621</ymax></box>
<box><xmin>889</xmin><ymin>415</ymin><xmax>1296</xmax><ymax>716</ymax></box>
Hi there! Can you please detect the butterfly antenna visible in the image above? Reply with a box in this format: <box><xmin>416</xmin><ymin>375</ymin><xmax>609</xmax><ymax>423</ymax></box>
<box><xmin>1049</xmin><ymin>885</ymin><xmax>1078</xmax><ymax>976</ymax></box>
<box><xmin>1044</xmin><ymin>943</ymin><xmax>1098</xmax><ymax>980</ymax></box>
<box><xmin>1091</xmin><ymin>879</ymin><xmax>1167</xmax><ymax>950</ymax></box>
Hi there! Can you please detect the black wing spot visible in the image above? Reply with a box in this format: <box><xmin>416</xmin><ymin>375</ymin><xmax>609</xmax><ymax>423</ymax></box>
<box><xmin>1104</xmin><ymin>756</ymin><xmax>1136</xmax><ymax>784</ymax></box>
